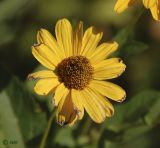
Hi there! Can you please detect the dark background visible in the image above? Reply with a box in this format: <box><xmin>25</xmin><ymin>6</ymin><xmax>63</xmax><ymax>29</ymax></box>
<box><xmin>0</xmin><ymin>0</ymin><xmax>160</xmax><ymax>148</ymax></box>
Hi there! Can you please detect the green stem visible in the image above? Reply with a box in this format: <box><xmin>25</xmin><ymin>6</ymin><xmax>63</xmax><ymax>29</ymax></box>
<box><xmin>39</xmin><ymin>110</ymin><xmax>55</xmax><ymax>148</ymax></box>
<box><xmin>130</xmin><ymin>7</ymin><xmax>145</xmax><ymax>29</ymax></box>
<box><xmin>80</xmin><ymin>117</ymin><xmax>91</xmax><ymax>135</ymax></box>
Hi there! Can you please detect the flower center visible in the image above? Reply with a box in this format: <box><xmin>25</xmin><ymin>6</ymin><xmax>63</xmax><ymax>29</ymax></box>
<box><xmin>55</xmin><ymin>56</ymin><xmax>94</xmax><ymax>90</ymax></box>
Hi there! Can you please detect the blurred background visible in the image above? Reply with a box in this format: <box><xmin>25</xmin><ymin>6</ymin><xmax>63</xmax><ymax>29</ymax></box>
<box><xmin>0</xmin><ymin>0</ymin><xmax>160</xmax><ymax>148</ymax></box>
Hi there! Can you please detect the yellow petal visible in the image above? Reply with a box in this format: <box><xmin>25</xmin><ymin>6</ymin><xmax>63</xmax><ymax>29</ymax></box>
<box><xmin>94</xmin><ymin>58</ymin><xmax>126</xmax><ymax>80</ymax></box>
<box><xmin>73</xmin><ymin>21</ymin><xmax>83</xmax><ymax>56</ymax></box>
<box><xmin>68</xmin><ymin>115</ymin><xmax>78</xmax><ymax>127</ymax></box>
<box><xmin>37</xmin><ymin>31</ymin><xmax>43</xmax><ymax>43</ymax></box>
<box><xmin>32</xmin><ymin>44</ymin><xmax>60</xmax><ymax>69</ymax></box>
<box><xmin>81</xmin><ymin>88</ymin><xmax>105</xmax><ymax>123</ymax></box>
<box><xmin>89</xmin><ymin>41</ymin><xmax>118</xmax><ymax>65</ymax></box>
<box><xmin>34</xmin><ymin>78</ymin><xmax>60</xmax><ymax>95</ymax></box>
<box><xmin>28</xmin><ymin>70</ymin><xmax>57</xmax><ymax>80</ymax></box>
<box><xmin>54</xmin><ymin>83</ymin><xmax>69</xmax><ymax>106</ymax></box>
<box><xmin>143</xmin><ymin>0</ymin><xmax>157</xmax><ymax>8</ymax></box>
<box><xmin>81</xmin><ymin>87</ymin><xmax>113</xmax><ymax>123</ymax></box>
<box><xmin>56</xmin><ymin>91</ymin><xmax>78</xmax><ymax>126</ymax></box>
<box><xmin>32</xmin><ymin>45</ymin><xmax>54</xmax><ymax>70</ymax></box>
<box><xmin>89</xmin><ymin>80</ymin><xmax>126</xmax><ymax>102</ymax></box>
<box><xmin>114</xmin><ymin>0</ymin><xmax>135</xmax><ymax>13</ymax></box>
<box><xmin>88</xmin><ymin>87</ymin><xmax>114</xmax><ymax>117</ymax></box>
<box><xmin>80</xmin><ymin>27</ymin><xmax>103</xmax><ymax>57</ymax></box>
<box><xmin>71</xmin><ymin>89</ymin><xmax>84</xmax><ymax>120</ymax></box>
<box><xmin>150</xmin><ymin>1</ymin><xmax>160</xmax><ymax>21</ymax></box>
<box><xmin>55</xmin><ymin>18</ymin><xmax>73</xmax><ymax>57</ymax></box>
<box><xmin>37</xmin><ymin>29</ymin><xmax>65</xmax><ymax>60</ymax></box>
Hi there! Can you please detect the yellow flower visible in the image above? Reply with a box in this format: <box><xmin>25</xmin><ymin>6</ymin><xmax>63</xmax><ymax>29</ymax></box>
<box><xmin>114</xmin><ymin>0</ymin><xmax>160</xmax><ymax>21</ymax></box>
<box><xmin>28</xmin><ymin>19</ymin><xmax>126</xmax><ymax>126</ymax></box>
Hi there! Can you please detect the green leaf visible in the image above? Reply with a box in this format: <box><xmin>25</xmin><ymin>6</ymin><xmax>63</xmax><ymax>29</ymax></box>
<box><xmin>106</xmin><ymin>90</ymin><xmax>160</xmax><ymax>132</ymax></box>
<box><xmin>102</xmin><ymin>125</ymin><xmax>160</xmax><ymax>148</ymax></box>
<box><xmin>114</xmin><ymin>27</ymin><xmax>131</xmax><ymax>48</ymax></box>
<box><xmin>144</xmin><ymin>99</ymin><xmax>160</xmax><ymax>126</ymax></box>
<box><xmin>6</xmin><ymin>77</ymin><xmax>47</xmax><ymax>142</ymax></box>
<box><xmin>114</xmin><ymin>27</ymin><xmax>148</xmax><ymax>58</ymax></box>
<box><xmin>121</xmin><ymin>124</ymin><xmax>151</xmax><ymax>142</ymax></box>
<box><xmin>98</xmin><ymin>90</ymin><xmax>160</xmax><ymax>148</ymax></box>
<box><xmin>54</xmin><ymin>127</ymin><xmax>76</xmax><ymax>147</ymax></box>
<box><xmin>0</xmin><ymin>66</ymin><xmax>47</xmax><ymax>142</ymax></box>
<box><xmin>119</xmin><ymin>40</ymin><xmax>148</xmax><ymax>58</ymax></box>
<box><xmin>0</xmin><ymin>91</ymin><xmax>25</xmax><ymax>148</ymax></box>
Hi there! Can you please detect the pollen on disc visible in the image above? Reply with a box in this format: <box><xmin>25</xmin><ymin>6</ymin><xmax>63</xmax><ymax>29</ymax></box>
<box><xmin>55</xmin><ymin>56</ymin><xmax>94</xmax><ymax>90</ymax></box>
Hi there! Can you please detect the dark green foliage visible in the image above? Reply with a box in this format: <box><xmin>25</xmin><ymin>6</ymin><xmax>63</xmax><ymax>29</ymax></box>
<box><xmin>0</xmin><ymin>67</ymin><xmax>47</xmax><ymax>148</ymax></box>
<box><xmin>0</xmin><ymin>0</ymin><xmax>160</xmax><ymax>148</ymax></box>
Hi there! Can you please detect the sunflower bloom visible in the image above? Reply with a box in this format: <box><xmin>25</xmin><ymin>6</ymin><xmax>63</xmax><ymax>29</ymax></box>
<box><xmin>114</xmin><ymin>0</ymin><xmax>160</xmax><ymax>21</ymax></box>
<box><xmin>28</xmin><ymin>18</ymin><xmax>126</xmax><ymax>126</ymax></box>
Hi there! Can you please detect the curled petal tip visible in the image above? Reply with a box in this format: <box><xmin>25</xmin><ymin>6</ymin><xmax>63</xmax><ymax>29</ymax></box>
<box><xmin>57</xmin><ymin>120</ymin><xmax>65</xmax><ymax>126</ymax></box>
<box><xmin>117</xmin><ymin>94</ymin><xmax>126</xmax><ymax>103</ymax></box>
<box><xmin>27</xmin><ymin>74</ymin><xmax>35</xmax><ymax>80</ymax></box>
<box><xmin>33</xmin><ymin>43</ymin><xmax>41</xmax><ymax>47</ymax></box>
<box><xmin>73</xmin><ymin>105</ymin><xmax>82</xmax><ymax>119</ymax></box>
